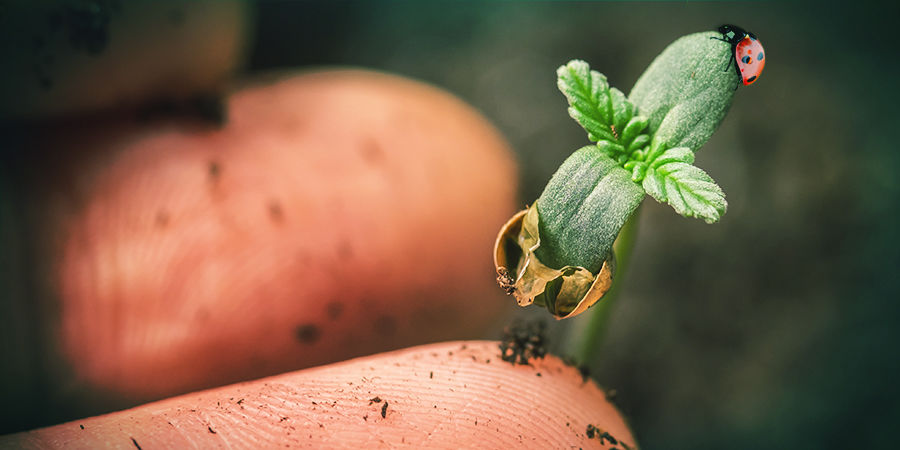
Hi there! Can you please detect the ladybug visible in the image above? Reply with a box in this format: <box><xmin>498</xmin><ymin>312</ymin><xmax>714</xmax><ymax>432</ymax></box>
<box><xmin>713</xmin><ymin>24</ymin><xmax>765</xmax><ymax>86</ymax></box>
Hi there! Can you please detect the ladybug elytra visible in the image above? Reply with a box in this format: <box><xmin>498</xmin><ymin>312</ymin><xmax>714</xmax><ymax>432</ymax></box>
<box><xmin>713</xmin><ymin>24</ymin><xmax>765</xmax><ymax>86</ymax></box>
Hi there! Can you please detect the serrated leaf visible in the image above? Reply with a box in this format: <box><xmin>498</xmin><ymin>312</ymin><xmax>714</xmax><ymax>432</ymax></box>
<box><xmin>627</xmin><ymin>134</ymin><xmax>651</xmax><ymax>154</ymax></box>
<box><xmin>558</xmin><ymin>61</ymin><xmax>612</xmax><ymax>137</ymax></box>
<box><xmin>621</xmin><ymin>116</ymin><xmax>648</xmax><ymax>146</ymax></box>
<box><xmin>557</xmin><ymin>60</ymin><xmax>650</xmax><ymax>158</ymax></box>
<box><xmin>610</xmin><ymin>88</ymin><xmax>632</xmax><ymax>131</ymax></box>
<box><xmin>642</xmin><ymin>167</ymin><xmax>665</xmax><ymax>200</ymax></box>
<box><xmin>650</xmin><ymin>146</ymin><xmax>694</xmax><ymax>168</ymax></box>
<box><xmin>596</xmin><ymin>140</ymin><xmax>626</xmax><ymax>157</ymax></box>
<box><xmin>625</xmin><ymin>161</ymin><xmax>648</xmax><ymax>182</ymax></box>
<box><xmin>642</xmin><ymin>160</ymin><xmax>727</xmax><ymax>223</ymax></box>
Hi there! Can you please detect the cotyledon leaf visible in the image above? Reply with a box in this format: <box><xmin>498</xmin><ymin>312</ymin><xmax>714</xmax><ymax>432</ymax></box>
<box><xmin>629</xmin><ymin>31</ymin><xmax>739</xmax><ymax>152</ymax></box>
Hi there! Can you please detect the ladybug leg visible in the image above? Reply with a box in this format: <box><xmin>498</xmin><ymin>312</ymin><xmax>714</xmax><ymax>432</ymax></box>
<box><xmin>722</xmin><ymin>44</ymin><xmax>736</xmax><ymax>72</ymax></box>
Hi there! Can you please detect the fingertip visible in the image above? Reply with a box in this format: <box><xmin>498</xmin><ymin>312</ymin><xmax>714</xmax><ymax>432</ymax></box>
<box><xmin>10</xmin><ymin>341</ymin><xmax>636</xmax><ymax>449</ymax></box>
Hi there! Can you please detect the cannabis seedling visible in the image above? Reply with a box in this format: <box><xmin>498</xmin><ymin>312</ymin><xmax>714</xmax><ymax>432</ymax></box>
<box><xmin>494</xmin><ymin>29</ymin><xmax>751</xmax><ymax>329</ymax></box>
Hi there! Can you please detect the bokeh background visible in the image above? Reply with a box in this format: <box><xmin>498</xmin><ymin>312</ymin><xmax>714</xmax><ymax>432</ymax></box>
<box><xmin>3</xmin><ymin>1</ymin><xmax>899</xmax><ymax>448</ymax></box>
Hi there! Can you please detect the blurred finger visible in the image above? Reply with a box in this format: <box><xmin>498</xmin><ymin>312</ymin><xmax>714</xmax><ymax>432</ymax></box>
<box><xmin>5</xmin><ymin>70</ymin><xmax>517</xmax><ymax>421</ymax></box>
<box><xmin>0</xmin><ymin>0</ymin><xmax>251</xmax><ymax>119</ymax></box>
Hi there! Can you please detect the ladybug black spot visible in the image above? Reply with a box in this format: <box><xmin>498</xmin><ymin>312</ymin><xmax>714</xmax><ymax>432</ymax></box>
<box><xmin>758</xmin><ymin>52</ymin><xmax>764</xmax><ymax>61</ymax></box>
<box><xmin>747</xmin><ymin>75</ymin><xmax>757</xmax><ymax>82</ymax></box>
<box><xmin>742</xmin><ymin>55</ymin><xmax>751</xmax><ymax>64</ymax></box>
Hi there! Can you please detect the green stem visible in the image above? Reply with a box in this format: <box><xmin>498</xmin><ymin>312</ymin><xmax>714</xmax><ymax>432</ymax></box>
<box><xmin>569</xmin><ymin>205</ymin><xmax>642</xmax><ymax>364</ymax></box>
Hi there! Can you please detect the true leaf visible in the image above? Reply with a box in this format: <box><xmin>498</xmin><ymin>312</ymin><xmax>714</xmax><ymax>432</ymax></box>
<box><xmin>642</xmin><ymin>158</ymin><xmax>727</xmax><ymax>223</ymax></box>
<box><xmin>557</xmin><ymin>60</ymin><xmax>650</xmax><ymax>157</ymax></box>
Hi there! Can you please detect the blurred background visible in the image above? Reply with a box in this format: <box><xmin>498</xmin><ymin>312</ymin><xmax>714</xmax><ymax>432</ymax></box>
<box><xmin>2</xmin><ymin>1</ymin><xmax>899</xmax><ymax>448</ymax></box>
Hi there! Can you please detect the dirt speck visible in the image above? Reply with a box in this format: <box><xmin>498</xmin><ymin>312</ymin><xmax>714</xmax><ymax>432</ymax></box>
<box><xmin>79</xmin><ymin>424</ymin><xmax>84</xmax><ymax>430</ymax></box>
<box><xmin>499</xmin><ymin>320</ymin><xmax>547</xmax><ymax>365</ymax></box>
<box><xmin>381</xmin><ymin>401</ymin><xmax>389</xmax><ymax>418</ymax></box>
<box><xmin>268</xmin><ymin>200</ymin><xmax>284</xmax><ymax>223</ymax></box>
<box><xmin>130</xmin><ymin>437</ymin><xmax>142</xmax><ymax>450</ymax></box>
<box><xmin>208</xmin><ymin>426</ymin><xmax>217</xmax><ymax>434</ymax></box>
<box><xmin>208</xmin><ymin>161</ymin><xmax>221</xmax><ymax>182</ymax></box>
<box><xmin>563</xmin><ymin>356</ymin><xmax>592</xmax><ymax>383</ymax></box>
<box><xmin>296</xmin><ymin>324</ymin><xmax>321</xmax><ymax>344</ymax></box>
<box><xmin>496</xmin><ymin>267</ymin><xmax>516</xmax><ymax>294</ymax></box>
<box><xmin>368</xmin><ymin>396</ymin><xmax>382</xmax><ymax>405</ymax></box>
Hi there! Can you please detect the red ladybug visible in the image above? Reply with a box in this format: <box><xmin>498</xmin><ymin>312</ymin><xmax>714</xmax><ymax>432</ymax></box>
<box><xmin>714</xmin><ymin>24</ymin><xmax>765</xmax><ymax>86</ymax></box>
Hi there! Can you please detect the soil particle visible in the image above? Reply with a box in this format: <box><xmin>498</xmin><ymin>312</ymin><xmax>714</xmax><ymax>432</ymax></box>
<box><xmin>130</xmin><ymin>437</ymin><xmax>142</xmax><ymax>450</ymax></box>
<box><xmin>496</xmin><ymin>267</ymin><xmax>516</xmax><ymax>294</ymax></box>
<box><xmin>562</xmin><ymin>356</ymin><xmax>592</xmax><ymax>383</ymax></box>
<box><xmin>499</xmin><ymin>320</ymin><xmax>547</xmax><ymax>365</ymax></box>
<box><xmin>79</xmin><ymin>424</ymin><xmax>84</xmax><ymax>430</ymax></box>
<box><xmin>268</xmin><ymin>201</ymin><xmax>284</xmax><ymax>223</ymax></box>
<box><xmin>296</xmin><ymin>324</ymin><xmax>321</xmax><ymax>344</ymax></box>
<box><xmin>585</xmin><ymin>424</ymin><xmax>627</xmax><ymax>448</ymax></box>
<box><xmin>381</xmin><ymin>402</ymin><xmax>389</xmax><ymax>419</ymax></box>
<box><xmin>208</xmin><ymin>426</ymin><xmax>217</xmax><ymax>434</ymax></box>
<box><xmin>208</xmin><ymin>161</ymin><xmax>221</xmax><ymax>182</ymax></box>
<box><xmin>368</xmin><ymin>397</ymin><xmax>382</xmax><ymax>405</ymax></box>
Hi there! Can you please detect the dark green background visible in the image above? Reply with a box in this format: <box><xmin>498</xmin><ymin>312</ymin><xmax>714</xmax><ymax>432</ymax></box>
<box><xmin>249</xmin><ymin>1</ymin><xmax>898</xmax><ymax>448</ymax></box>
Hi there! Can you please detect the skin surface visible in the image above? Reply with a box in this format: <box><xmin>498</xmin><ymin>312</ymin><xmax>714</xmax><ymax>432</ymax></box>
<box><xmin>3</xmin><ymin>341</ymin><xmax>636</xmax><ymax>449</ymax></box>
<box><xmin>5</xmin><ymin>70</ymin><xmax>517</xmax><ymax>424</ymax></box>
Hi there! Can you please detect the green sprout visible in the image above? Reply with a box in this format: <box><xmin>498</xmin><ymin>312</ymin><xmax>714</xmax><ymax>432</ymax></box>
<box><xmin>494</xmin><ymin>30</ymin><xmax>742</xmax><ymax>339</ymax></box>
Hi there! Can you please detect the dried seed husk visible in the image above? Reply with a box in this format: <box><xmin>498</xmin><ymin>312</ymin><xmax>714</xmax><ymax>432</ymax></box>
<box><xmin>493</xmin><ymin>205</ymin><xmax>615</xmax><ymax>320</ymax></box>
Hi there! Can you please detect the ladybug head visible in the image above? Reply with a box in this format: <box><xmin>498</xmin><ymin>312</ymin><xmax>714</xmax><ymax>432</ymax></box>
<box><xmin>717</xmin><ymin>24</ymin><xmax>748</xmax><ymax>41</ymax></box>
